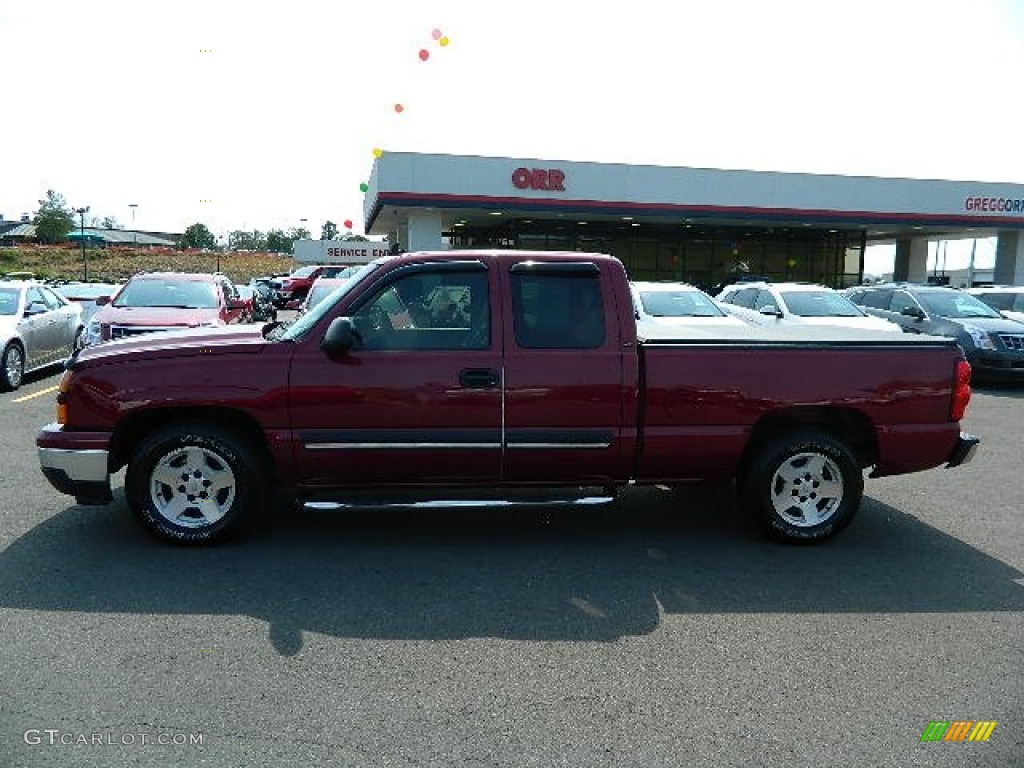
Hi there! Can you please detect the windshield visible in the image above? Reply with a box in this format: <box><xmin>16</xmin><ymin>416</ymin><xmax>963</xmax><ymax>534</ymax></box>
<box><xmin>917</xmin><ymin>291</ymin><xmax>1003</xmax><ymax>319</ymax></box>
<box><xmin>275</xmin><ymin>263</ymin><xmax>378</xmax><ymax>341</ymax></box>
<box><xmin>290</xmin><ymin>266</ymin><xmax>318</xmax><ymax>278</ymax></box>
<box><xmin>0</xmin><ymin>287</ymin><xmax>19</xmax><ymax>315</ymax></box>
<box><xmin>780</xmin><ymin>290</ymin><xmax>864</xmax><ymax>317</ymax></box>
<box><xmin>113</xmin><ymin>278</ymin><xmax>219</xmax><ymax>309</ymax></box>
<box><xmin>639</xmin><ymin>289</ymin><xmax>725</xmax><ymax>317</ymax></box>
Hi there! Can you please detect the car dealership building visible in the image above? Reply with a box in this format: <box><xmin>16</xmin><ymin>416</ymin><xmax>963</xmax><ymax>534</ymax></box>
<box><xmin>363</xmin><ymin>152</ymin><xmax>1024</xmax><ymax>290</ymax></box>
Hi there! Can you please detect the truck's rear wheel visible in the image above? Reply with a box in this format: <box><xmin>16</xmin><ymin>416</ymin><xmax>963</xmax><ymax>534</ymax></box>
<box><xmin>126</xmin><ymin>424</ymin><xmax>264</xmax><ymax>544</ymax></box>
<box><xmin>740</xmin><ymin>429</ymin><xmax>862</xmax><ymax>543</ymax></box>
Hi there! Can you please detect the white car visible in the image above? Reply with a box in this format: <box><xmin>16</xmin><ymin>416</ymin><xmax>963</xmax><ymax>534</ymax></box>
<box><xmin>0</xmin><ymin>280</ymin><xmax>84</xmax><ymax>391</ymax></box>
<box><xmin>630</xmin><ymin>281</ymin><xmax>747</xmax><ymax>337</ymax></box>
<box><xmin>965</xmin><ymin>286</ymin><xmax>1024</xmax><ymax>324</ymax></box>
<box><xmin>716</xmin><ymin>281</ymin><xmax>903</xmax><ymax>332</ymax></box>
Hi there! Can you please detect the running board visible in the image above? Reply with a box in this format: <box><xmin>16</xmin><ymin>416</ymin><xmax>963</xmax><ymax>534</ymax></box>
<box><xmin>301</xmin><ymin>487</ymin><xmax>618</xmax><ymax>512</ymax></box>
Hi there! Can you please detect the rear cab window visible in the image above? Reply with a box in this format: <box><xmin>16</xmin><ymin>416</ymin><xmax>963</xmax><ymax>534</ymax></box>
<box><xmin>510</xmin><ymin>263</ymin><xmax>605</xmax><ymax>349</ymax></box>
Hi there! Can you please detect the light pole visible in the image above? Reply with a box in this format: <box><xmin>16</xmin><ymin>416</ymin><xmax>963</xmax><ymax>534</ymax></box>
<box><xmin>128</xmin><ymin>203</ymin><xmax>138</xmax><ymax>246</ymax></box>
<box><xmin>74</xmin><ymin>206</ymin><xmax>90</xmax><ymax>281</ymax></box>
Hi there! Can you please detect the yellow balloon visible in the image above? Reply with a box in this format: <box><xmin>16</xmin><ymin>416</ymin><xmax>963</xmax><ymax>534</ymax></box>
<box><xmin>372</xmin><ymin>148</ymin><xmax>383</xmax><ymax>158</ymax></box>
<box><xmin>439</xmin><ymin>36</ymin><xmax>450</xmax><ymax>46</ymax></box>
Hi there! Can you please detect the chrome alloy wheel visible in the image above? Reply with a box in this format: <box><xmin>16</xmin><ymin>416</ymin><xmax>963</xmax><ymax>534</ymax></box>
<box><xmin>149</xmin><ymin>446</ymin><xmax>237</xmax><ymax>529</ymax></box>
<box><xmin>769</xmin><ymin>451</ymin><xmax>844</xmax><ymax>528</ymax></box>
<box><xmin>4</xmin><ymin>345</ymin><xmax>24</xmax><ymax>389</ymax></box>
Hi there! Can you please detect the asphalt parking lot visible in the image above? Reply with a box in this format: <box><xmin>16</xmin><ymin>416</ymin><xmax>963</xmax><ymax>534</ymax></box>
<box><xmin>1</xmin><ymin>366</ymin><xmax>1021</xmax><ymax>768</ymax></box>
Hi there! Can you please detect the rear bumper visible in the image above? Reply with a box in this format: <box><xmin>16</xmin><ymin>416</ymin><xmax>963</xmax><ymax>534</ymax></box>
<box><xmin>37</xmin><ymin>424</ymin><xmax>112</xmax><ymax>505</ymax></box>
<box><xmin>945</xmin><ymin>432</ymin><xmax>980</xmax><ymax>468</ymax></box>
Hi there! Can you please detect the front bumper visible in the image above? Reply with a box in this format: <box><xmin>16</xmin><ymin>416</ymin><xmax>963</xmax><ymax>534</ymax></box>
<box><xmin>945</xmin><ymin>432</ymin><xmax>980</xmax><ymax>468</ymax></box>
<box><xmin>37</xmin><ymin>423</ymin><xmax>112</xmax><ymax>505</ymax></box>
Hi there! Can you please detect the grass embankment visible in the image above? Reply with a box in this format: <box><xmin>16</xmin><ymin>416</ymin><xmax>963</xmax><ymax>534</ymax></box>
<box><xmin>0</xmin><ymin>245</ymin><xmax>295</xmax><ymax>285</ymax></box>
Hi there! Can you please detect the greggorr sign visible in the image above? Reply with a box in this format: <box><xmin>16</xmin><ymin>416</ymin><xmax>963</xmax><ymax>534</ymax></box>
<box><xmin>293</xmin><ymin>239</ymin><xmax>392</xmax><ymax>264</ymax></box>
<box><xmin>964</xmin><ymin>196</ymin><xmax>1024</xmax><ymax>213</ymax></box>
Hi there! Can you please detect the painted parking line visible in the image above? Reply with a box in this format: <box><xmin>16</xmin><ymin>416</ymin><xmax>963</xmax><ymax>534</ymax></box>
<box><xmin>11</xmin><ymin>385</ymin><xmax>59</xmax><ymax>403</ymax></box>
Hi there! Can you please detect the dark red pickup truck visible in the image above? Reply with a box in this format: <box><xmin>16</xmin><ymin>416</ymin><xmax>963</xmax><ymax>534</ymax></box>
<box><xmin>37</xmin><ymin>250</ymin><xmax>979</xmax><ymax>545</ymax></box>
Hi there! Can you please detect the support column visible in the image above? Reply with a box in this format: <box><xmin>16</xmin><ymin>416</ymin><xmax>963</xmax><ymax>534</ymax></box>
<box><xmin>405</xmin><ymin>211</ymin><xmax>444</xmax><ymax>251</ymax></box>
<box><xmin>892</xmin><ymin>238</ymin><xmax>929</xmax><ymax>282</ymax></box>
<box><xmin>993</xmin><ymin>230</ymin><xmax>1024</xmax><ymax>285</ymax></box>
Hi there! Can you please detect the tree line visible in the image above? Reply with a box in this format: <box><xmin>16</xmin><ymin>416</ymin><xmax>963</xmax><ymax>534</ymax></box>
<box><xmin>27</xmin><ymin>190</ymin><xmax>367</xmax><ymax>252</ymax></box>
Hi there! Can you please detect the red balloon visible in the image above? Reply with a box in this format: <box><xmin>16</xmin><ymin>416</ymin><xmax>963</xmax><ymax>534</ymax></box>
<box><xmin>343</xmin><ymin>219</ymin><xmax>353</xmax><ymax>230</ymax></box>
<box><xmin>418</xmin><ymin>49</ymin><xmax>429</xmax><ymax>61</ymax></box>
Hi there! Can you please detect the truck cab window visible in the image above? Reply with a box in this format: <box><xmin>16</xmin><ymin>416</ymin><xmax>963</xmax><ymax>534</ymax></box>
<box><xmin>511</xmin><ymin>273</ymin><xmax>605</xmax><ymax>349</ymax></box>
<box><xmin>352</xmin><ymin>271</ymin><xmax>489</xmax><ymax>350</ymax></box>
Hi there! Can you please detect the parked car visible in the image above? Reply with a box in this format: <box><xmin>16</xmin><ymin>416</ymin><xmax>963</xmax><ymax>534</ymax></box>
<box><xmin>630</xmin><ymin>281</ymin><xmax>746</xmax><ymax>336</ymax></box>
<box><xmin>0</xmin><ymin>280</ymin><xmax>84</xmax><ymax>390</ymax></box>
<box><xmin>53</xmin><ymin>282</ymin><xmax>120</xmax><ymax>326</ymax></box>
<box><xmin>845</xmin><ymin>282</ymin><xmax>1024</xmax><ymax>381</ymax></box>
<box><xmin>717</xmin><ymin>281</ymin><xmax>903</xmax><ymax>333</ymax></box>
<box><xmin>245</xmin><ymin>279</ymin><xmax>277</xmax><ymax>323</ymax></box>
<box><xmin>271</xmin><ymin>265</ymin><xmax>362</xmax><ymax>308</ymax></box>
<box><xmin>39</xmin><ymin>250</ymin><xmax>978</xmax><ymax>546</ymax></box>
<box><xmin>298</xmin><ymin>277</ymin><xmax>353</xmax><ymax>316</ymax></box>
<box><xmin>84</xmin><ymin>272</ymin><xmax>248</xmax><ymax>347</ymax></box>
<box><xmin>965</xmin><ymin>286</ymin><xmax>1024</xmax><ymax>324</ymax></box>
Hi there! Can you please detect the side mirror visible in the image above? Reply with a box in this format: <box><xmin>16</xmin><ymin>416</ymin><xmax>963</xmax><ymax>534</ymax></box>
<box><xmin>758</xmin><ymin>304</ymin><xmax>783</xmax><ymax>318</ymax></box>
<box><xmin>24</xmin><ymin>301</ymin><xmax>48</xmax><ymax>316</ymax></box>
<box><xmin>900</xmin><ymin>306</ymin><xmax>925</xmax><ymax>320</ymax></box>
<box><xmin>95</xmin><ymin>295</ymin><xmax>110</xmax><ymax>306</ymax></box>
<box><xmin>321</xmin><ymin>316</ymin><xmax>361</xmax><ymax>355</ymax></box>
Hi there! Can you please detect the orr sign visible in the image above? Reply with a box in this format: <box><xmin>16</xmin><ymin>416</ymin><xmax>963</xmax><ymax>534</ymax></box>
<box><xmin>512</xmin><ymin>167</ymin><xmax>566</xmax><ymax>192</ymax></box>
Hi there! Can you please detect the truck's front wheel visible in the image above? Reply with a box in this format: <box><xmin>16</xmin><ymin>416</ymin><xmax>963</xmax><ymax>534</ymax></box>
<box><xmin>126</xmin><ymin>425</ymin><xmax>264</xmax><ymax>544</ymax></box>
<box><xmin>740</xmin><ymin>430</ymin><xmax>862</xmax><ymax>543</ymax></box>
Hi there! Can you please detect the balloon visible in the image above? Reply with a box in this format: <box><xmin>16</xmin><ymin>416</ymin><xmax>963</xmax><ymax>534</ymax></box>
<box><xmin>439</xmin><ymin>36</ymin><xmax>449</xmax><ymax>46</ymax></box>
<box><xmin>359</xmin><ymin>183</ymin><xmax>369</xmax><ymax>192</ymax></box>
<box><xmin>372</xmin><ymin>147</ymin><xmax>383</xmax><ymax>158</ymax></box>
<box><xmin>344</xmin><ymin>219</ymin><xmax>353</xmax><ymax>230</ymax></box>
<box><xmin>431</xmin><ymin>28</ymin><xmax>442</xmax><ymax>40</ymax></box>
<box><xmin>394</xmin><ymin>103</ymin><xmax>404</xmax><ymax>113</ymax></box>
<box><xmin>418</xmin><ymin>49</ymin><xmax>430</xmax><ymax>61</ymax></box>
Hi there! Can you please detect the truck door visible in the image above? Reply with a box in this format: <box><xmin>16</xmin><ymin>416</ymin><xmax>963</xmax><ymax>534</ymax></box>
<box><xmin>288</xmin><ymin>260</ymin><xmax>502</xmax><ymax>487</ymax></box>
<box><xmin>500</xmin><ymin>261</ymin><xmax>631</xmax><ymax>485</ymax></box>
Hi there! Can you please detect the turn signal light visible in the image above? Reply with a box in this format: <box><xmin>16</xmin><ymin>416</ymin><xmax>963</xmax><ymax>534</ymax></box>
<box><xmin>950</xmin><ymin>360</ymin><xmax>972</xmax><ymax>422</ymax></box>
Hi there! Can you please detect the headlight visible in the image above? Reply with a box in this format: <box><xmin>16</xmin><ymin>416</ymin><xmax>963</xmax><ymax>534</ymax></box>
<box><xmin>85</xmin><ymin>319</ymin><xmax>102</xmax><ymax>346</ymax></box>
<box><xmin>962</xmin><ymin>324</ymin><xmax>995</xmax><ymax>350</ymax></box>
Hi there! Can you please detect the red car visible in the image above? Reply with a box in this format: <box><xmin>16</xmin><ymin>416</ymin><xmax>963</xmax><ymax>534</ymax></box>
<box><xmin>84</xmin><ymin>272</ymin><xmax>248</xmax><ymax>346</ymax></box>
<box><xmin>271</xmin><ymin>265</ymin><xmax>360</xmax><ymax>308</ymax></box>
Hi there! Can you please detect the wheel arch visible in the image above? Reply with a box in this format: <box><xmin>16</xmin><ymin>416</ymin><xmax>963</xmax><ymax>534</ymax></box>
<box><xmin>110</xmin><ymin>407</ymin><xmax>273</xmax><ymax>477</ymax></box>
<box><xmin>738</xmin><ymin>406</ymin><xmax>878</xmax><ymax>481</ymax></box>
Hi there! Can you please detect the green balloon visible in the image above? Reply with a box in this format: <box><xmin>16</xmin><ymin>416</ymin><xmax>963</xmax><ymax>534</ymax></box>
<box><xmin>359</xmin><ymin>182</ymin><xmax>369</xmax><ymax>192</ymax></box>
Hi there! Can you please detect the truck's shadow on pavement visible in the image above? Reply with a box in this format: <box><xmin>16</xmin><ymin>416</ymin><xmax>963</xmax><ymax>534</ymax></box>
<box><xmin>2</xmin><ymin>486</ymin><xmax>1022</xmax><ymax>656</ymax></box>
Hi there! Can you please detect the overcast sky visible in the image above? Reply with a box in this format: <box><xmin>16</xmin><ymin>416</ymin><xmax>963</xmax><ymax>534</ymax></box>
<box><xmin>2</xmin><ymin>0</ymin><xmax>1021</xmax><ymax>271</ymax></box>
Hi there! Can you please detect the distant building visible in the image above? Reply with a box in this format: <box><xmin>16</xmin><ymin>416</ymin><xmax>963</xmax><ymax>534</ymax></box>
<box><xmin>0</xmin><ymin>224</ymin><xmax>178</xmax><ymax>247</ymax></box>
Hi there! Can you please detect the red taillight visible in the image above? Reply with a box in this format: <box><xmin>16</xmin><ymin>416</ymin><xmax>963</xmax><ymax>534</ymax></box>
<box><xmin>951</xmin><ymin>359</ymin><xmax>972</xmax><ymax>422</ymax></box>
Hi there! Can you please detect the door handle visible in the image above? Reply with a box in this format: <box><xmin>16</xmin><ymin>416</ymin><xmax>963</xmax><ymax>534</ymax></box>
<box><xmin>459</xmin><ymin>368</ymin><xmax>499</xmax><ymax>389</ymax></box>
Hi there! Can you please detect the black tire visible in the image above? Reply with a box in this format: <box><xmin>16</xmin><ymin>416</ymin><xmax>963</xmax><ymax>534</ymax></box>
<box><xmin>1</xmin><ymin>342</ymin><xmax>25</xmax><ymax>391</ymax></box>
<box><xmin>125</xmin><ymin>424</ymin><xmax>265</xmax><ymax>544</ymax></box>
<box><xmin>739</xmin><ymin>429</ymin><xmax>863</xmax><ymax>543</ymax></box>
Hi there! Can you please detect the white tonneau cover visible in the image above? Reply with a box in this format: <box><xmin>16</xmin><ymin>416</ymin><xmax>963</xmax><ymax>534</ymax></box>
<box><xmin>637</xmin><ymin>322</ymin><xmax>954</xmax><ymax>345</ymax></box>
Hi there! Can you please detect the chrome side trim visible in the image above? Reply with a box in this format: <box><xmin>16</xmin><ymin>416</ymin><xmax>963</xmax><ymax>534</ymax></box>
<box><xmin>506</xmin><ymin>442</ymin><xmax>611</xmax><ymax>449</ymax></box>
<box><xmin>305</xmin><ymin>442</ymin><xmax>503</xmax><ymax>450</ymax></box>
<box><xmin>37</xmin><ymin>447</ymin><xmax>109</xmax><ymax>483</ymax></box>
<box><xmin>303</xmin><ymin>495</ymin><xmax>615</xmax><ymax>512</ymax></box>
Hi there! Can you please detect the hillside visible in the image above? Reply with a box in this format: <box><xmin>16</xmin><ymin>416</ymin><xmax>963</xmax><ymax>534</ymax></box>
<box><xmin>0</xmin><ymin>244</ymin><xmax>295</xmax><ymax>285</ymax></box>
